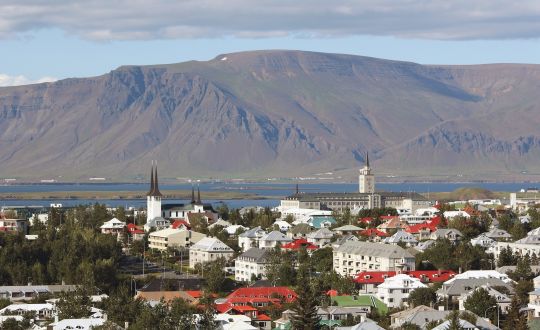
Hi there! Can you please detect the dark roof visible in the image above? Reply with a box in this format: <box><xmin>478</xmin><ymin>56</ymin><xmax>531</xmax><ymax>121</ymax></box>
<box><xmin>147</xmin><ymin>165</ymin><xmax>163</xmax><ymax>197</ymax></box>
<box><xmin>285</xmin><ymin>191</ymin><xmax>426</xmax><ymax>201</ymax></box>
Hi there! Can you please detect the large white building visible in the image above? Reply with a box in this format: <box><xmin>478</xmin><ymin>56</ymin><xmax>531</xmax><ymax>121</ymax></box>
<box><xmin>189</xmin><ymin>237</ymin><xmax>234</xmax><ymax>268</ymax></box>
<box><xmin>333</xmin><ymin>241</ymin><xmax>416</xmax><ymax>276</ymax></box>
<box><xmin>234</xmin><ymin>248</ymin><xmax>271</xmax><ymax>282</ymax></box>
<box><xmin>377</xmin><ymin>274</ymin><xmax>427</xmax><ymax>308</ymax></box>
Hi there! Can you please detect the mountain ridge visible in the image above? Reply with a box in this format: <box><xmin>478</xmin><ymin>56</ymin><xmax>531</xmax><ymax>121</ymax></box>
<box><xmin>1</xmin><ymin>50</ymin><xmax>540</xmax><ymax>181</ymax></box>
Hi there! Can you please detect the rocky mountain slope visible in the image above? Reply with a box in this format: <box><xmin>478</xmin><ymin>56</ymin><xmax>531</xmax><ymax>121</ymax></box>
<box><xmin>1</xmin><ymin>50</ymin><xmax>539</xmax><ymax>181</ymax></box>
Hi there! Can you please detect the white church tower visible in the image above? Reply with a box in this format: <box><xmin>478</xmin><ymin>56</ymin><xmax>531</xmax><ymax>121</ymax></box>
<box><xmin>359</xmin><ymin>152</ymin><xmax>375</xmax><ymax>193</ymax></box>
<box><xmin>145</xmin><ymin>162</ymin><xmax>162</xmax><ymax>228</ymax></box>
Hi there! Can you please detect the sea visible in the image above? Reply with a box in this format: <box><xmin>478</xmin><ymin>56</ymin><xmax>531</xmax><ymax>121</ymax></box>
<box><xmin>0</xmin><ymin>182</ymin><xmax>537</xmax><ymax>210</ymax></box>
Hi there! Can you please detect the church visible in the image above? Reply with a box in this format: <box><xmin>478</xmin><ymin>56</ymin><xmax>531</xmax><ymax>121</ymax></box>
<box><xmin>143</xmin><ymin>163</ymin><xmax>217</xmax><ymax>232</ymax></box>
<box><xmin>280</xmin><ymin>153</ymin><xmax>430</xmax><ymax>213</ymax></box>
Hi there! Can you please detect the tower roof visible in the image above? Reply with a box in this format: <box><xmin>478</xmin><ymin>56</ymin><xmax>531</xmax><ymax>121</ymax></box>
<box><xmin>366</xmin><ymin>151</ymin><xmax>370</xmax><ymax>167</ymax></box>
<box><xmin>147</xmin><ymin>163</ymin><xmax>163</xmax><ymax>197</ymax></box>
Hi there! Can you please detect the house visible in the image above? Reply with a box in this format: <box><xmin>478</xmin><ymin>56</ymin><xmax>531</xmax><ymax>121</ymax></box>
<box><xmin>100</xmin><ymin>218</ymin><xmax>126</xmax><ymax>235</ymax></box>
<box><xmin>359</xmin><ymin>228</ymin><xmax>389</xmax><ymax>242</ymax></box>
<box><xmin>471</xmin><ymin>233</ymin><xmax>496</xmax><ymax>248</ymax></box>
<box><xmin>148</xmin><ymin>228</ymin><xmax>206</xmax><ymax>251</ymax></box>
<box><xmin>405</xmin><ymin>216</ymin><xmax>440</xmax><ymax>240</ymax></box>
<box><xmin>171</xmin><ymin>219</ymin><xmax>191</xmax><ymax>230</ymax></box>
<box><xmin>258</xmin><ymin>231</ymin><xmax>292</xmax><ymax>249</ymax></box>
<box><xmin>0</xmin><ymin>303</ymin><xmax>54</xmax><ymax>321</ymax></box>
<box><xmin>224</xmin><ymin>225</ymin><xmax>249</xmax><ymax>236</ymax></box>
<box><xmin>484</xmin><ymin>228</ymin><xmax>512</xmax><ymax>241</ymax></box>
<box><xmin>414</xmin><ymin>240</ymin><xmax>436</xmax><ymax>252</ymax></box>
<box><xmin>0</xmin><ymin>212</ymin><xmax>29</xmax><ymax>234</ymax></box>
<box><xmin>333</xmin><ymin>225</ymin><xmax>363</xmax><ymax>235</ymax></box>
<box><xmin>333</xmin><ymin>241</ymin><xmax>416</xmax><ymax>276</ymax></box>
<box><xmin>189</xmin><ymin>237</ymin><xmax>234</xmax><ymax>268</ymax></box>
<box><xmin>443</xmin><ymin>210</ymin><xmax>470</xmax><ymax>219</ymax></box>
<box><xmin>281</xmin><ymin>239</ymin><xmax>318</xmax><ymax>252</ymax></box>
<box><xmin>376</xmin><ymin>274</ymin><xmax>427</xmax><ymax>308</ymax></box>
<box><xmin>429</xmin><ymin>228</ymin><xmax>463</xmax><ymax>243</ymax></box>
<box><xmin>527</xmin><ymin>275</ymin><xmax>540</xmax><ymax>318</ymax></box>
<box><xmin>288</xmin><ymin>223</ymin><xmax>313</xmax><ymax>239</ymax></box>
<box><xmin>458</xmin><ymin>285</ymin><xmax>512</xmax><ymax>314</ymax></box>
<box><xmin>47</xmin><ymin>318</ymin><xmax>112</xmax><ymax>330</ymax></box>
<box><xmin>437</xmin><ymin>278</ymin><xmax>514</xmax><ymax>303</ymax></box>
<box><xmin>135</xmin><ymin>291</ymin><xmax>198</xmax><ymax>305</ymax></box>
<box><xmin>126</xmin><ymin>223</ymin><xmax>145</xmax><ymax>241</ymax></box>
<box><xmin>273</xmin><ymin>220</ymin><xmax>292</xmax><ymax>232</ymax></box>
<box><xmin>492</xmin><ymin>236</ymin><xmax>540</xmax><ymax>259</ymax></box>
<box><xmin>432</xmin><ymin>319</ymin><xmax>478</xmax><ymax>330</ymax></box>
<box><xmin>238</xmin><ymin>227</ymin><xmax>266</xmax><ymax>252</ymax></box>
<box><xmin>335</xmin><ymin>318</ymin><xmax>385</xmax><ymax>330</ymax></box>
<box><xmin>330</xmin><ymin>295</ymin><xmax>388</xmax><ymax>316</ymax></box>
<box><xmin>0</xmin><ymin>285</ymin><xmax>77</xmax><ymax>301</ymax></box>
<box><xmin>332</xmin><ymin>235</ymin><xmax>359</xmax><ymax>249</ymax></box>
<box><xmin>355</xmin><ymin>270</ymin><xmax>456</xmax><ymax>294</ymax></box>
<box><xmin>308</xmin><ymin>216</ymin><xmax>337</xmax><ymax>229</ymax></box>
<box><xmin>306</xmin><ymin>227</ymin><xmax>334</xmax><ymax>247</ymax></box>
<box><xmin>234</xmin><ymin>248</ymin><xmax>271</xmax><ymax>282</ymax></box>
<box><xmin>382</xmin><ymin>231</ymin><xmax>418</xmax><ymax>247</ymax></box>
<box><xmin>377</xmin><ymin>217</ymin><xmax>407</xmax><ymax>234</ymax></box>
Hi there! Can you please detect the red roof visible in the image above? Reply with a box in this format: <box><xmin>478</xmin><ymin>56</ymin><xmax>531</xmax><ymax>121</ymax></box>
<box><xmin>185</xmin><ymin>290</ymin><xmax>204</xmax><ymax>299</ymax></box>
<box><xmin>326</xmin><ymin>289</ymin><xmax>338</xmax><ymax>297</ymax></box>
<box><xmin>171</xmin><ymin>219</ymin><xmax>191</xmax><ymax>229</ymax></box>
<box><xmin>360</xmin><ymin>228</ymin><xmax>389</xmax><ymax>237</ymax></box>
<box><xmin>354</xmin><ymin>270</ymin><xmax>456</xmax><ymax>284</ymax></box>
<box><xmin>233</xmin><ymin>305</ymin><xmax>258</xmax><ymax>312</ymax></box>
<box><xmin>281</xmin><ymin>239</ymin><xmax>318</xmax><ymax>250</ymax></box>
<box><xmin>256</xmin><ymin>314</ymin><xmax>272</xmax><ymax>321</ymax></box>
<box><xmin>380</xmin><ymin>215</ymin><xmax>399</xmax><ymax>221</ymax></box>
<box><xmin>406</xmin><ymin>216</ymin><xmax>440</xmax><ymax>234</ymax></box>
<box><xmin>227</xmin><ymin>287</ymin><xmax>297</xmax><ymax>304</ymax></box>
<box><xmin>358</xmin><ymin>217</ymin><xmax>374</xmax><ymax>224</ymax></box>
<box><xmin>215</xmin><ymin>303</ymin><xmax>232</xmax><ymax>314</ymax></box>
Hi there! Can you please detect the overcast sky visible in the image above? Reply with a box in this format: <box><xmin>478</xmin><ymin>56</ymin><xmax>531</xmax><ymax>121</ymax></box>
<box><xmin>1</xmin><ymin>0</ymin><xmax>539</xmax><ymax>86</ymax></box>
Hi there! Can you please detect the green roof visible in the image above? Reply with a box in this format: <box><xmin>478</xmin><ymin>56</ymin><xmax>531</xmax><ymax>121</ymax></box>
<box><xmin>331</xmin><ymin>295</ymin><xmax>388</xmax><ymax>314</ymax></box>
<box><xmin>309</xmin><ymin>216</ymin><xmax>337</xmax><ymax>229</ymax></box>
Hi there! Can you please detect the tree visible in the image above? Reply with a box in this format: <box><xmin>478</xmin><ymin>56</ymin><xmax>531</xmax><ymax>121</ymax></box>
<box><xmin>291</xmin><ymin>268</ymin><xmax>320</xmax><ymax>330</ymax></box>
<box><xmin>463</xmin><ymin>287</ymin><xmax>498</xmax><ymax>325</ymax></box>
<box><xmin>497</xmin><ymin>246</ymin><xmax>516</xmax><ymax>267</ymax></box>
<box><xmin>203</xmin><ymin>258</ymin><xmax>227</xmax><ymax>293</ymax></box>
<box><xmin>446</xmin><ymin>310</ymin><xmax>463</xmax><ymax>330</ymax></box>
<box><xmin>408</xmin><ymin>287</ymin><xmax>437</xmax><ymax>307</ymax></box>
<box><xmin>198</xmin><ymin>292</ymin><xmax>217</xmax><ymax>330</ymax></box>
<box><xmin>503</xmin><ymin>295</ymin><xmax>528</xmax><ymax>330</ymax></box>
<box><xmin>310</xmin><ymin>247</ymin><xmax>333</xmax><ymax>273</ymax></box>
<box><xmin>514</xmin><ymin>279</ymin><xmax>534</xmax><ymax>306</ymax></box>
<box><xmin>56</xmin><ymin>288</ymin><xmax>92</xmax><ymax>319</ymax></box>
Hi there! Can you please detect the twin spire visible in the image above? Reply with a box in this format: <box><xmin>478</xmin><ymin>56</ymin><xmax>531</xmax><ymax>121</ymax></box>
<box><xmin>147</xmin><ymin>161</ymin><xmax>162</xmax><ymax>197</ymax></box>
<box><xmin>191</xmin><ymin>184</ymin><xmax>202</xmax><ymax>204</ymax></box>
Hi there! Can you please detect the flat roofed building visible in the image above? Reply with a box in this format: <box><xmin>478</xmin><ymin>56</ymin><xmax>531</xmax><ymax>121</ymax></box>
<box><xmin>148</xmin><ymin>228</ymin><xmax>206</xmax><ymax>251</ymax></box>
<box><xmin>333</xmin><ymin>241</ymin><xmax>415</xmax><ymax>276</ymax></box>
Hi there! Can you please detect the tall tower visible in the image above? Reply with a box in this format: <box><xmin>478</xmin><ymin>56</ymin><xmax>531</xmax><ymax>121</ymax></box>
<box><xmin>146</xmin><ymin>162</ymin><xmax>163</xmax><ymax>224</ymax></box>
<box><xmin>359</xmin><ymin>152</ymin><xmax>375</xmax><ymax>193</ymax></box>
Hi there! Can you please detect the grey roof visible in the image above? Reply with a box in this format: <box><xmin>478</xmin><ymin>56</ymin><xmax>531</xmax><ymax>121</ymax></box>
<box><xmin>335</xmin><ymin>241</ymin><xmax>414</xmax><ymax>259</ymax></box>
<box><xmin>307</xmin><ymin>228</ymin><xmax>334</xmax><ymax>239</ymax></box>
<box><xmin>333</xmin><ymin>225</ymin><xmax>363</xmax><ymax>232</ymax></box>
<box><xmin>238</xmin><ymin>226</ymin><xmax>264</xmax><ymax>238</ymax></box>
<box><xmin>415</xmin><ymin>240</ymin><xmax>436</xmax><ymax>252</ymax></box>
<box><xmin>515</xmin><ymin>235</ymin><xmax>540</xmax><ymax>244</ymax></box>
<box><xmin>336</xmin><ymin>319</ymin><xmax>384</xmax><ymax>330</ymax></box>
<box><xmin>485</xmin><ymin>228</ymin><xmax>512</xmax><ymax>239</ymax></box>
<box><xmin>437</xmin><ymin>278</ymin><xmax>513</xmax><ymax>296</ymax></box>
<box><xmin>290</xmin><ymin>223</ymin><xmax>313</xmax><ymax>235</ymax></box>
<box><xmin>432</xmin><ymin>228</ymin><xmax>463</xmax><ymax>239</ymax></box>
<box><xmin>431</xmin><ymin>319</ymin><xmax>477</xmax><ymax>330</ymax></box>
<box><xmin>286</xmin><ymin>191</ymin><xmax>427</xmax><ymax>202</ymax></box>
<box><xmin>237</xmin><ymin>248</ymin><xmax>270</xmax><ymax>263</ymax></box>
<box><xmin>333</xmin><ymin>235</ymin><xmax>359</xmax><ymax>247</ymax></box>
<box><xmin>261</xmin><ymin>231</ymin><xmax>292</xmax><ymax>242</ymax></box>
<box><xmin>383</xmin><ymin>231</ymin><xmax>417</xmax><ymax>244</ymax></box>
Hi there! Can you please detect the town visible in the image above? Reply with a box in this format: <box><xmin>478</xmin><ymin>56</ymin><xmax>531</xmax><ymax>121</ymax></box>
<box><xmin>0</xmin><ymin>159</ymin><xmax>539</xmax><ymax>330</ymax></box>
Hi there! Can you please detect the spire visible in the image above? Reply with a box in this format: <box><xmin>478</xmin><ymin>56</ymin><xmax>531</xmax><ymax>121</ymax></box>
<box><xmin>147</xmin><ymin>162</ymin><xmax>155</xmax><ymax>196</ymax></box>
<box><xmin>191</xmin><ymin>185</ymin><xmax>196</xmax><ymax>204</ymax></box>
<box><xmin>296</xmin><ymin>184</ymin><xmax>299</xmax><ymax>195</ymax></box>
<box><xmin>197</xmin><ymin>185</ymin><xmax>201</xmax><ymax>204</ymax></box>
<box><xmin>366</xmin><ymin>152</ymin><xmax>370</xmax><ymax>168</ymax></box>
<box><xmin>147</xmin><ymin>161</ymin><xmax>162</xmax><ymax>197</ymax></box>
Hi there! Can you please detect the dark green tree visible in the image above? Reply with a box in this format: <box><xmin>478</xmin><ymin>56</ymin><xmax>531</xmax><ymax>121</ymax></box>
<box><xmin>291</xmin><ymin>268</ymin><xmax>320</xmax><ymax>330</ymax></box>
<box><xmin>503</xmin><ymin>295</ymin><xmax>528</xmax><ymax>330</ymax></box>
<box><xmin>446</xmin><ymin>310</ymin><xmax>464</xmax><ymax>330</ymax></box>
<box><xmin>408</xmin><ymin>287</ymin><xmax>437</xmax><ymax>307</ymax></box>
<box><xmin>463</xmin><ymin>288</ymin><xmax>497</xmax><ymax>324</ymax></box>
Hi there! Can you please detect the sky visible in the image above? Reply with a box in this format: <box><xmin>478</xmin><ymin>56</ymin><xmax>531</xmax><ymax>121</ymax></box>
<box><xmin>1</xmin><ymin>0</ymin><xmax>539</xmax><ymax>86</ymax></box>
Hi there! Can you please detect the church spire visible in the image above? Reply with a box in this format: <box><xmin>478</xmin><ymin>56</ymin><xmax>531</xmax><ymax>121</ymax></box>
<box><xmin>197</xmin><ymin>185</ymin><xmax>201</xmax><ymax>204</ymax></box>
<box><xmin>147</xmin><ymin>161</ymin><xmax>162</xmax><ymax>197</ymax></box>
<box><xmin>366</xmin><ymin>152</ymin><xmax>370</xmax><ymax>168</ymax></box>
<box><xmin>191</xmin><ymin>185</ymin><xmax>196</xmax><ymax>204</ymax></box>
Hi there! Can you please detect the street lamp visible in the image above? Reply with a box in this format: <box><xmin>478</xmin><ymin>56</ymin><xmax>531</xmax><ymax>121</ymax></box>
<box><xmin>484</xmin><ymin>305</ymin><xmax>499</xmax><ymax>328</ymax></box>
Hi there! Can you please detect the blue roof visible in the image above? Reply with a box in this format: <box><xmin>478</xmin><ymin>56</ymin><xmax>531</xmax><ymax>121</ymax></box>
<box><xmin>309</xmin><ymin>216</ymin><xmax>337</xmax><ymax>228</ymax></box>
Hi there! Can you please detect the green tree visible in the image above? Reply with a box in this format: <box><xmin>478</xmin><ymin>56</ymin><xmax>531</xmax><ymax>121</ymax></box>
<box><xmin>446</xmin><ymin>310</ymin><xmax>464</xmax><ymax>330</ymax></box>
<box><xmin>203</xmin><ymin>258</ymin><xmax>227</xmax><ymax>293</ymax></box>
<box><xmin>463</xmin><ymin>288</ymin><xmax>497</xmax><ymax>324</ymax></box>
<box><xmin>514</xmin><ymin>279</ymin><xmax>534</xmax><ymax>306</ymax></box>
<box><xmin>198</xmin><ymin>292</ymin><xmax>217</xmax><ymax>330</ymax></box>
<box><xmin>503</xmin><ymin>295</ymin><xmax>528</xmax><ymax>330</ymax></box>
<box><xmin>408</xmin><ymin>287</ymin><xmax>437</xmax><ymax>307</ymax></box>
<box><xmin>56</xmin><ymin>288</ymin><xmax>92</xmax><ymax>319</ymax></box>
<box><xmin>497</xmin><ymin>246</ymin><xmax>516</xmax><ymax>267</ymax></box>
<box><xmin>291</xmin><ymin>268</ymin><xmax>320</xmax><ymax>330</ymax></box>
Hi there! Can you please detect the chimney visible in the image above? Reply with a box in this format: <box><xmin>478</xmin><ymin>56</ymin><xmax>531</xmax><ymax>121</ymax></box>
<box><xmin>125</xmin><ymin>322</ymin><xmax>129</xmax><ymax>329</ymax></box>
<box><xmin>360</xmin><ymin>315</ymin><xmax>366</xmax><ymax>323</ymax></box>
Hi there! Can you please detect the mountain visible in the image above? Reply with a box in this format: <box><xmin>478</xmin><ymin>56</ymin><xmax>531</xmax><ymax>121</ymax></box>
<box><xmin>1</xmin><ymin>50</ymin><xmax>540</xmax><ymax>181</ymax></box>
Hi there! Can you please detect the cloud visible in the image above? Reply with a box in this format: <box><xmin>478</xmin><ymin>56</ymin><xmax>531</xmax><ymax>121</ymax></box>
<box><xmin>0</xmin><ymin>1</ymin><xmax>539</xmax><ymax>41</ymax></box>
<box><xmin>0</xmin><ymin>74</ymin><xmax>57</xmax><ymax>87</ymax></box>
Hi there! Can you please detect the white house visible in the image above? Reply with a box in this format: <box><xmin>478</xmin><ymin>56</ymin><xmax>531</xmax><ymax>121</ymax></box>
<box><xmin>458</xmin><ymin>285</ymin><xmax>511</xmax><ymax>314</ymax></box>
<box><xmin>189</xmin><ymin>237</ymin><xmax>234</xmax><ymax>268</ymax></box>
<box><xmin>306</xmin><ymin>228</ymin><xmax>334</xmax><ymax>248</ymax></box>
<box><xmin>442</xmin><ymin>211</ymin><xmax>470</xmax><ymax>219</ymax></box>
<box><xmin>0</xmin><ymin>303</ymin><xmax>55</xmax><ymax>320</ymax></box>
<box><xmin>470</xmin><ymin>233</ymin><xmax>495</xmax><ymax>248</ymax></box>
<box><xmin>258</xmin><ymin>231</ymin><xmax>292</xmax><ymax>249</ymax></box>
<box><xmin>376</xmin><ymin>274</ymin><xmax>427</xmax><ymax>308</ymax></box>
<box><xmin>383</xmin><ymin>231</ymin><xmax>418</xmax><ymax>247</ymax></box>
<box><xmin>100</xmin><ymin>218</ymin><xmax>126</xmax><ymax>235</ymax></box>
<box><xmin>234</xmin><ymin>248</ymin><xmax>271</xmax><ymax>282</ymax></box>
<box><xmin>273</xmin><ymin>220</ymin><xmax>292</xmax><ymax>232</ymax></box>
<box><xmin>238</xmin><ymin>227</ymin><xmax>267</xmax><ymax>252</ymax></box>
<box><xmin>333</xmin><ymin>241</ymin><xmax>416</xmax><ymax>276</ymax></box>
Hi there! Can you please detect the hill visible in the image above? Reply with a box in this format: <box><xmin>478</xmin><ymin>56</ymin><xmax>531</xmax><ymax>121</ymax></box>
<box><xmin>1</xmin><ymin>50</ymin><xmax>539</xmax><ymax>181</ymax></box>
